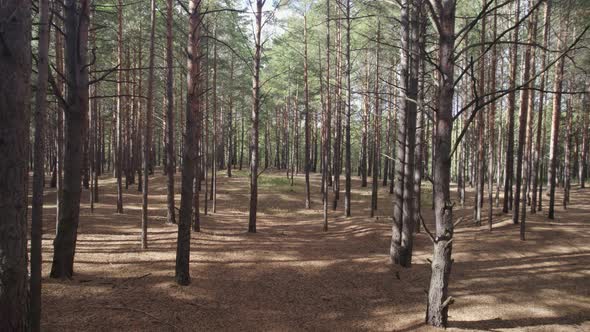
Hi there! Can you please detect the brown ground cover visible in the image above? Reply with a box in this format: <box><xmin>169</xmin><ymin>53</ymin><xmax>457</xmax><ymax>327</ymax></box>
<box><xmin>37</xmin><ymin>170</ymin><xmax>590</xmax><ymax>331</ymax></box>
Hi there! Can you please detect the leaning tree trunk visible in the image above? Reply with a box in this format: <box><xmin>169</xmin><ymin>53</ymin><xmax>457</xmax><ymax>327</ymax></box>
<box><xmin>426</xmin><ymin>0</ymin><xmax>457</xmax><ymax>327</ymax></box>
<box><xmin>0</xmin><ymin>0</ymin><xmax>31</xmax><ymax>329</ymax></box>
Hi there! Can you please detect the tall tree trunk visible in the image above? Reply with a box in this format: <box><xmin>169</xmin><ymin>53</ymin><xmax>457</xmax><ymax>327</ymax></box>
<box><xmin>248</xmin><ymin>0</ymin><xmax>263</xmax><ymax>233</ymax></box>
<box><xmin>391</xmin><ymin>0</ymin><xmax>409</xmax><ymax>265</ymax></box>
<box><xmin>563</xmin><ymin>94</ymin><xmax>572</xmax><ymax>208</ymax></box>
<box><xmin>503</xmin><ymin>0</ymin><xmax>521</xmax><ymax>213</ymax></box>
<box><xmin>304</xmin><ymin>15</ymin><xmax>312</xmax><ymax>209</ymax></box>
<box><xmin>531</xmin><ymin>1</ymin><xmax>551</xmax><ymax>213</ymax></box>
<box><xmin>344</xmin><ymin>0</ymin><xmax>352</xmax><ymax>216</ymax></box>
<box><xmin>513</xmin><ymin>3</ymin><xmax>534</xmax><ymax>225</ymax></box>
<box><xmin>548</xmin><ymin>18</ymin><xmax>567</xmax><ymax>220</ymax></box>
<box><xmin>581</xmin><ymin>85</ymin><xmax>589</xmax><ymax>188</ymax></box>
<box><xmin>323</xmin><ymin>0</ymin><xmax>332</xmax><ymax>232</ymax></box>
<box><xmin>0</xmin><ymin>0</ymin><xmax>31</xmax><ymax>329</ymax></box>
<box><xmin>488</xmin><ymin>0</ymin><xmax>498</xmax><ymax>230</ymax></box>
<box><xmin>51</xmin><ymin>0</ymin><xmax>90</xmax><ymax>279</ymax></box>
<box><xmin>426</xmin><ymin>0</ymin><xmax>456</xmax><ymax>327</ymax></box>
<box><xmin>31</xmin><ymin>0</ymin><xmax>51</xmax><ymax>326</ymax></box>
<box><xmin>332</xmin><ymin>5</ymin><xmax>343</xmax><ymax>210</ymax></box>
<box><xmin>142</xmin><ymin>0</ymin><xmax>156</xmax><ymax>249</ymax></box>
<box><xmin>474</xmin><ymin>6</ymin><xmax>486</xmax><ymax>226</ymax></box>
<box><xmin>115</xmin><ymin>0</ymin><xmax>124</xmax><ymax>213</ymax></box>
<box><xmin>211</xmin><ymin>30</ymin><xmax>218</xmax><ymax>213</ymax></box>
<box><xmin>176</xmin><ymin>0</ymin><xmax>201</xmax><ymax>285</ymax></box>
<box><xmin>370</xmin><ymin>23</ymin><xmax>381</xmax><ymax>218</ymax></box>
<box><xmin>166</xmin><ymin>0</ymin><xmax>176</xmax><ymax>224</ymax></box>
<box><xmin>55</xmin><ymin>0</ymin><xmax>65</xmax><ymax>231</ymax></box>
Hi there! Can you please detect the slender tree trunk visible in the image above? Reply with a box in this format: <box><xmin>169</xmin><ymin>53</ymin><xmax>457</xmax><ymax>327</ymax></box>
<box><xmin>361</xmin><ymin>52</ymin><xmax>369</xmax><ymax>188</ymax></box>
<box><xmin>488</xmin><ymin>0</ymin><xmax>498</xmax><ymax>229</ymax></box>
<box><xmin>531</xmin><ymin>1</ymin><xmax>550</xmax><ymax>213</ymax></box>
<box><xmin>513</xmin><ymin>3</ymin><xmax>534</xmax><ymax>225</ymax></box>
<box><xmin>474</xmin><ymin>7</ymin><xmax>486</xmax><ymax>226</ymax></box>
<box><xmin>548</xmin><ymin>19</ymin><xmax>567</xmax><ymax>220</ymax></box>
<box><xmin>30</xmin><ymin>0</ymin><xmax>50</xmax><ymax>327</ymax></box>
<box><xmin>115</xmin><ymin>0</ymin><xmax>124</xmax><ymax>213</ymax></box>
<box><xmin>323</xmin><ymin>0</ymin><xmax>332</xmax><ymax>232</ymax></box>
<box><xmin>165</xmin><ymin>0</ymin><xmax>176</xmax><ymax>224</ymax></box>
<box><xmin>248</xmin><ymin>0</ymin><xmax>263</xmax><ymax>233</ymax></box>
<box><xmin>344</xmin><ymin>0</ymin><xmax>352</xmax><ymax>216</ymax></box>
<box><xmin>304</xmin><ymin>15</ymin><xmax>312</xmax><ymax>209</ymax></box>
<box><xmin>563</xmin><ymin>95</ymin><xmax>572</xmax><ymax>208</ymax></box>
<box><xmin>55</xmin><ymin>1</ymin><xmax>64</xmax><ymax>231</ymax></box>
<box><xmin>503</xmin><ymin>0</ymin><xmax>521</xmax><ymax>213</ymax></box>
<box><xmin>142</xmin><ymin>0</ymin><xmax>156</xmax><ymax>249</ymax></box>
<box><xmin>581</xmin><ymin>86</ymin><xmax>589</xmax><ymax>188</ymax></box>
<box><xmin>370</xmin><ymin>24</ymin><xmax>381</xmax><ymax>218</ymax></box>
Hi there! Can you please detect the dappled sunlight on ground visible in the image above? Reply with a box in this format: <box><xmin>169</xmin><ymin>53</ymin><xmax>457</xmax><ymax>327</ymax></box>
<box><xmin>34</xmin><ymin>169</ymin><xmax>590</xmax><ymax>331</ymax></box>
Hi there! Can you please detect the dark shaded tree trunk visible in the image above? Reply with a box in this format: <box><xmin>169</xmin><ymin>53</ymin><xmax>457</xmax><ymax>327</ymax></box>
<box><xmin>248</xmin><ymin>0</ymin><xmax>263</xmax><ymax>233</ymax></box>
<box><xmin>31</xmin><ymin>0</ymin><xmax>50</xmax><ymax>327</ymax></box>
<box><xmin>51</xmin><ymin>0</ymin><xmax>90</xmax><ymax>279</ymax></box>
<box><xmin>0</xmin><ymin>0</ymin><xmax>31</xmax><ymax>329</ymax></box>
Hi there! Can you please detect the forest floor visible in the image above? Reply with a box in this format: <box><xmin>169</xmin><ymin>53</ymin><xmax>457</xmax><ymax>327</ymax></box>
<box><xmin>36</xmin><ymin>169</ymin><xmax>590</xmax><ymax>331</ymax></box>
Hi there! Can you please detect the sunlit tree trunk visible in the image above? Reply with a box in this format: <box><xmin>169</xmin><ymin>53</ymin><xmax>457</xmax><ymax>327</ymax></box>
<box><xmin>426</xmin><ymin>0</ymin><xmax>457</xmax><ymax>327</ymax></box>
<box><xmin>503</xmin><ymin>0</ymin><xmax>521</xmax><ymax>213</ymax></box>
<box><xmin>548</xmin><ymin>18</ymin><xmax>567</xmax><ymax>220</ymax></box>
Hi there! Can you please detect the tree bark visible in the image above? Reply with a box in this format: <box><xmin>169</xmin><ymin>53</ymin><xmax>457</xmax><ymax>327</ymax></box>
<box><xmin>142</xmin><ymin>0</ymin><xmax>157</xmax><ymax>249</ymax></box>
<box><xmin>51</xmin><ymin>0</ymin><xmax>90</xmax><ymax>279</ymax></box>
<box><xmin>166</xmin><ymin>0</ymin><xmax>176</xmax><ymax>224</ymax></box>
<box><xmin>31</xmin><ymin>0</ymin><xmax>51</xmax><ymax>327</ymax></box>
<box><xmin>344</xmin><ymin>0</ymin><xmax>352</xmax><ymax>217</ymax></box>
<box><xmin>502</xmin><ymin>0</ymin><xmax>521</xmax><ymax>213</ymax></box>
<box><xmin>248</xmin><ymin>0</ymin><xmax>263</xmax><ymax>233</ymax></box>
<box><xmin>548</xmin><ymin>18</ymin><xmax>567</xmax><ymax>220</ymax></box>
<box><xmin>0</xmin><ymin>0</ymin><xmax>31</xmax><ymax>329</ymax></box>
<box><xmin>176</xmin><ymin>0</ymin><xmax>201</xmax><ymax>285</ymax></box>
<box><xmin>426</xmin><ymin>0</ymin><xmax>456</xmax><ymax>327</ymax></box>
